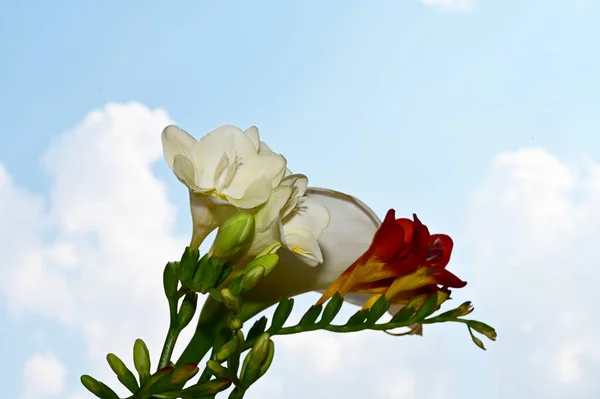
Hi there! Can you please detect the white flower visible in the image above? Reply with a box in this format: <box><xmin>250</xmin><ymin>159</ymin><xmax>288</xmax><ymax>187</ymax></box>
<box><xmin>242</xmin><ymin>188</ymin><xmax>382</xmax><ymax>317</ymax></box>
<box><xmin>162</xmin><ymin>124</ymin><xmax>286</xmax><ymax>247</ymax></box>
<box><xmin>241</xmin><ymin>131</ymin><xmax>330</xmax><ymax>266</ymax></box>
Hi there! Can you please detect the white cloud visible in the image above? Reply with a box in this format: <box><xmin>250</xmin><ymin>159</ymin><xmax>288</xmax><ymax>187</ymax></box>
<box><xmin>0</xmin><ymin>102</ymin><xmax>198</xmax><ymax>397</ymax></box>
<box><xmin>467</xmin><ymin>147</ymin><xmax>600</xmax><ymax>398</ymax></box>
<box><xmin>20</xmin><ymin>352</ymin><xmax>66</xmax><ymax>399</ymax></box>
<box><xmin>420</xmin><ymin>0</ymin><xmax>472</xmax><ymax>12</ymax></box>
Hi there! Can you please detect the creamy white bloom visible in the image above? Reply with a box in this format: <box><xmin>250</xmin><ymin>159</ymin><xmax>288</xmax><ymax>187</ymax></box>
<box><xmin>162</xmin><ymin>124</ymin><xmax>287</xmax><ymax>247</ymax></box>
<box><xmin>243</xmin><ymin>188</ymin><xmax>382</xmax><ymax>316</ymax></box>
<box><xmin>241</xmin><ymin>131</ymin><xmax>330</xmax><ymax>266</ymax></box>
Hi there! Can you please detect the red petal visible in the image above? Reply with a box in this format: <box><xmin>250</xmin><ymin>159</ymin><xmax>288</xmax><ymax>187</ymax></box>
<box><xmin>429</xmin><ymin>268</ymin><xmax>467</xmax><ymax>288</ymax></box>
<box><xmin>369</xmin><ymin>209</ymin><xmax>408</xmax><ymax>262</ymax></box>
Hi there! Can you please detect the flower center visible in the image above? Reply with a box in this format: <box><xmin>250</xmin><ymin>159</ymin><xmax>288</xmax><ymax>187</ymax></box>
<box><xmin>213</xmin><ymin>152</ymin><xmax>241</xmax><ymax>192</ymax></box>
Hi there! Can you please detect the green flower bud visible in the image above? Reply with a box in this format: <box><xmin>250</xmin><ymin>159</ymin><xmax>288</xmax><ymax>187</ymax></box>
<box><xmin>163</xmin><ymin>262</ymin><xmax>179</xmax><ymax>300</ymax></box>
<box><xmin>206</xmin><ymin>360</ymin><xmax>229</xmax><ymax>378</ymax></box>
<box><xmin>227</xmin><ymin>315</ymin><xmax>243</xmax><ymax>331</ymax></box>
<box><xmin>211</xmin><ymin>212</ymin><xmax>255</xmax><ymax>261</ymax></box>
<box><xmin>177</xmin><ymin>293</ymin><xmax>198</xmax><ymax>330</ymax></box>
<box><xmin>133</xmin><ymin>339</ymin><xmax>151</xmax><ymax>385</ymax></box>
<box><xmin>244</xmin><ymin>253</ymin><xmax>279</xmax><ymax>276</ymax></box>
<box><xmin>183</xmin><ymin>379</ymin><xmax>232</xmax><ymax>396</ymax></box>
<box><xmin>106</xmin><ymin>353</ymin><xmax>139</xmax><ymax>393</ymax></box>
<box><xmin>468</xmin><ymin>320</ymin><xmax>497</xmax><ymax>341</ymax></box>
<box><xmin>220</xmin><ymin>288</ymin><xmax>242</xmax><ymax>314</ymax></box>
<box><xmin>170</xmin><ymin>363</ymin><xmax>200</xmax><ymax>385</ymax></box>
<box><xmin>80</xmin><ymin>375</ymin><xmax>120</xmax><ymax>399</ymax></box>
<box><xmin>240</xmin><ymin>266</ymin><xmax>265</xmax><ymax>294</ymax></box>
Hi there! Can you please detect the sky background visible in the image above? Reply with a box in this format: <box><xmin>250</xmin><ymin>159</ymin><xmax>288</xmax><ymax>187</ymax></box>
<box><xmin>1</xmin><ymin>0</ymin><xmax>599</xmax><ymax>398</ymax></box>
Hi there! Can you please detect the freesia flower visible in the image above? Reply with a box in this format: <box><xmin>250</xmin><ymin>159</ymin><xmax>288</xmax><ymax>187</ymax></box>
<box><xmin>241</xmin><ymin>188</ymin><xmax>381</xmax><ymax>317</ymax></box>
<box><xmin>317</xmin><ymin>209</ymin><xmax>467</xmax><ymax>311</ymax></box>
<box><xmin>162</xmin><ymin>124</ymin><xmax>330</xmax><ymax>265</ymax></box>
<box><xmin>162</xmin><ymin>124</ymin><xmax>287</xmax><ymax>248</ymax></box>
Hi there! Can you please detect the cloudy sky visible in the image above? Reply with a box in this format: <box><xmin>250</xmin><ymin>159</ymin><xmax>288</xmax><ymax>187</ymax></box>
<box><xmin>1</xmin><ymin>0</ymin><xmax>599</xmax><ymax>398</ymax></box>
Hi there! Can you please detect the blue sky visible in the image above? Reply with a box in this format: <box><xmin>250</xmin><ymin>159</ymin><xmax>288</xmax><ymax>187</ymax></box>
<box><xmin>1</xmin><ymin>1</ymin><xmax>599</xmax><ymax>398</ymax></box>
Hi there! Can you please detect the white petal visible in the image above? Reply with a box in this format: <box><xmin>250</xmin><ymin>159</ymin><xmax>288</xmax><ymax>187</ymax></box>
<box><xmin>243</xmin><ymin>126</ymin><xmax>260</xmax><ymax>151</ymax></box>
<box><xmin>189</xmin><ymin>192</ymin><xmax>236</xmax><ymax>248</ymax></box>
<box><xmin>254</xmin><ymin>186</ymin><xmax>293</xmax><ymax>232</ymax></box>
<box><xmin>284</xmin><ymin>229</ymin><xmax>323</xmax><ymax>266</ymax></box>
<box><xmin>195</xmin><ymin>125</ymin><xmax>257</xmax><ymax>188</ymax></box>
<box><xmin>161</xmin><ymin>125</ymin><xmax>197</xmax><ymax>170</ymax></box>
<box><xmin>283</xmin><ymin>197</ymin><xmax>330</xmax><ymax>240</ymax></box>
<box><xmin>172</xmin><ymin>154</ymin><xmax>200</xmax><ymax>190</ymax></box>
<box><xmin>226</xmin><ymin>177</ymin><xmax>272</xmax><ymax>209</ymax></box>
<box><xmin>280</xmin><ymin>174</ymin><xmax>308</xmax><ymax>197</ymax></box>
<box><xmin>244</xmin><ymin>188</ymin><xmax>381</xmax><ymax>309</ymax></box>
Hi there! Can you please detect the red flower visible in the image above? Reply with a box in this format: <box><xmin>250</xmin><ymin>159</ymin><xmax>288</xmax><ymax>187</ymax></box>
<box><xmin>317</xmin><ymin>209</ymin><xmax>466</xmax><ymax>309</ymax></box>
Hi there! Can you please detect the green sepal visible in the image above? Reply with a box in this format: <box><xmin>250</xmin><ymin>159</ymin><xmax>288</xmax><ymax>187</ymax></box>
<box><xmin>299</xmin><ymin>305</ymin><xmax>322</xmax><ymax>326</ymax></box>
<box><xmin>246</xmin><ymin>316</ymin><xmax>268</xmax><ymax>343</ymax></box>
<box><xmin>366</xmin><ymin>295</ymin><xmax>389</xmax><ymax>324</ymax></box>
<box><xmin>319</xmin><ymin>293</ymin><xmax>343</xmax><ymax>325</ymax></box>
<box><xmin>179</xmin><ymin>247</ymin><xmax>200</xmax><ymax>284</ymax></box>
<box><xmin>413</xmin><ymin>292</ymin><xmax>439</xmax><ymax>321</ymax></box>
<box><xmin>106</xmin><ymin>353</ymin><xmax>139</xmax><ymax>393</ymax></box>
<box><xmin>268</xmin><ymin>297</ymin><xmax>294</xmax><ymax>333</ymax></box>
<box><xmin>346</xmin><ymin>309</ymin><xmax>369</xmax><ymax>326</ymax></box>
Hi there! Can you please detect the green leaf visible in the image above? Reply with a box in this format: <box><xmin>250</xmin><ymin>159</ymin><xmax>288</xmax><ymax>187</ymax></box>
<box><xmin>246</xmin><ymin>316</ymin><xmax>268</xmax><ymax>343</ymax></box>
<box><xmin>366</xmin><ymin>295</ymin><xmax>389</xmax><ymax>324</ymax></box>
<box><xmin>319</xmin><ymin>293</ymin><xmax>343</xmax><ymax>325</ymax></box>
<box><xmin>268</xmin><ymin>297</ymin><xmax>294</xmax><ymax>333</ymax></box>
<box><xmin>106</xmin><ymin>353</ymin><xmax>139</xmax><ymax>393</ymax></box>
<box><xmin>299</xmin><ymin>305</ymin><xmax>322</xmax><ymax>326</ymax></box>
<box><xmin>412</xmin><ymin>293</ymin><xmax>439</xmax><ymax>321</ymax></box>
<box><xmin>163</xmin><ymin>262</ymin><xmax>179</xmax><ymax>300</ymax></box>
<box><xmin>346</xmin><ymin>309</ymin><xmax>369</xmax><ymax>326</ymax></box>
<box><xmin>133</xmin><ymin>338</ymin><xmax>151</xmax><ymax>385</ymax></box>
<box><xmin>80</xmin><ymin>375</ymin><xmax>120</xmax><ymax>399</ymax></box>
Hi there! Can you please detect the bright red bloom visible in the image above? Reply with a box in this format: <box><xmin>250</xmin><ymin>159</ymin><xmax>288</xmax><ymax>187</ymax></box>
<box><xmin>317</xmin><ymin>209</ymin><xmax>467</xmax><ymax>308</ymax></box>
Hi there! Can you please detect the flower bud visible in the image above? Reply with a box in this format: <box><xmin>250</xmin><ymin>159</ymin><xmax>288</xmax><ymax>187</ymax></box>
<box><xmin>468</xmin><ymin>320</ymin><xmax>497</xmax><ymax>341</ymax></box>
<box><xmin>227</xmin><ymin>315</ymin><xmax>243</xmax><ymax>331</ymax></box>
<box><xmin>177</xmin><ymin>293</ymin><xmax>198</xmax><ymax>330</ymax></box>
<box><xmin>163</xmin><ymin>262</ymin><xmax>179</xmax><ymax>300</ymax></box>
<box><xmin>240</xmin><ymin>266</ymin><xmax>265</xmax><ymax>294</ymax></box>
<box><xmin>220</xmin><ymin>288</ymin><xmax>242</xmax><ymax>314</ymax></box>
<box><xmin>179</xmin><ymin>247</ymin><xmax>200</xmax><ymax>284</ymax></box>
<box><xmin>206</xmin><ymin>360</ymin><xmax>229</xmax><ymax>378</ymax></box>
<box><xmin>183</xmin><ymin>379</ymin><xmax>232</xmax><ymax>396</ymax></box>
<box><xmin>80</xmin><ymin>375</ymin><xmax>120</xmax><ymax>399</ymax></box>
<box><xmin>244</xmin><ymin>253</ymin><xmax>279</xmax><ymax>276</ymax></box>
<box><xmin>211</xmin><ymin>212</ymin><xmax>255</xmax><ymax>261</ymax></box>
<box><xmin>106</xmin><ymin>353</ymin><xmax>138</xmax><ymax>393</ymax></box>
<box><xmin>133</xmin><ymin>339</ymin><xmax>151</xmax><ymax>385</ymax></box>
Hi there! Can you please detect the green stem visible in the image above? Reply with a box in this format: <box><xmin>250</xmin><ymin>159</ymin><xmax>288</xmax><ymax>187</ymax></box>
<box><xmin>176</xmin><ymin>296</ymin><xmax>227</xmax><ymax>367</ymax></box>
<box><xmin>158</xmin><ymin>297</ymin><xmax>181</xmax><ymax>370</ymax></box>
<box><xmin>158</xmin><ymin>327</ymin><xmax>180</xmax><ymax>369</ymax></box>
